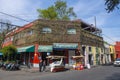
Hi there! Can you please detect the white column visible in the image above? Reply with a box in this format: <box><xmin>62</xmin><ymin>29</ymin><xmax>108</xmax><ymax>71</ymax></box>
<box><xmin>109</xmin><ymin>54</ymin><xmax>111</xmax><ymax>63</ymax></box>
<box><xmin>84</xmin><ymin>46</ymin><xmax>88</xmax><ymax>67</ymax></box>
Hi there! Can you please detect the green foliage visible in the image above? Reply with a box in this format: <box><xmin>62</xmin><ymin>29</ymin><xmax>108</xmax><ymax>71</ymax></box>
<box><xmin>37</xmin><ymin>0</ymin><xmax>76</xmax><ymax>20</ymax></box>
<box><xmin>105</xmin><ymin>0</ymin><xmax>120</xmax><ymax>13</ymax></box>
<box><xmin>38</xmin><ymin>6</ymin><xmax>58</xmax><ymax>20</ymax></box>
<box><xmin>54</xmin><ymin>0</ymin><xmax>76</xmax><ymax>20</ymax></box>
<box><xmin>1</xmin><ymin>45</ymin><xmax>17</xmax><ymax>61</ymax></box>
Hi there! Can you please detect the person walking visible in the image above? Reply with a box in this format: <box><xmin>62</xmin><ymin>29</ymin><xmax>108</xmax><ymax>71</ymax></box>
<box><xmin>39</xmin><ymin>59</ymin><xmax>43</xmax><ymax>72</ymax></box>
<box><xmin>42</xmin><ymin>60</ymin><xmax>46</xmax><ymax>72</ymax></box>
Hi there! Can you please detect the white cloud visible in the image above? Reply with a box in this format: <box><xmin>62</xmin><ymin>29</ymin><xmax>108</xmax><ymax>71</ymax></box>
<box><xmin>0</xmin><ymin>0</ymin><xmax>33</xmax><ymax>14</ymax></box>
<box><xmin>0</xmin><ymin>0</ymin><xmax>42</xmax><ymax>25</ymax></box>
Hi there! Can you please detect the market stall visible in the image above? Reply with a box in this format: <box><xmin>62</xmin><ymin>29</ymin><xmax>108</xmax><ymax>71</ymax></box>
<box><xmin>72</xmin><ymin>55</ymin><xmax>84</xmax><ymax>70</ymax></box>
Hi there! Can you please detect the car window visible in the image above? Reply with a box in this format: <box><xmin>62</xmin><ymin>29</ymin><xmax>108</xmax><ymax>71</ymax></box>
<box><xmin>116</xmin><ymin>58</ymin><xmax>120</xmax><ymax>61</ymax></box>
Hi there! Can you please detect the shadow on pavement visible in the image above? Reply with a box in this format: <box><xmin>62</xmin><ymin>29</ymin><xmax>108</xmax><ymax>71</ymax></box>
<box><xmin>106</xmin><ymin>72</ymin><xmax>120</xmax><ymax>80</ymax></box>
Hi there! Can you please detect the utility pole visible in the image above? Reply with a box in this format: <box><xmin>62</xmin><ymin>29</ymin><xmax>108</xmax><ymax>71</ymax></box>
<box><xmin>94</xmin><ymin>16</ymin><xmax>96</xmax><ymax>28</ymax></box>
<box><xmin>94</xmin><ymin>16</ymin><xmax>97</xmax><ymax>35</ymax></box>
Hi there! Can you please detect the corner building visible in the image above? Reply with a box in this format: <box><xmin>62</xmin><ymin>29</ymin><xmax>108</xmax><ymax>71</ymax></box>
<box><xmin>3</xmin><ymin>19</ymin><xmax>104</xmax><ymax>67</ymax></box>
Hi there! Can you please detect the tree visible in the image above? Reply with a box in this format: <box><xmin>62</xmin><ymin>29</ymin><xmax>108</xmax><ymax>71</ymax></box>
<box><xmin>105</xmin><ymin>0</ymin><xmax>120</xmax><ymax>13</ymax></box>
<box><xmin>54</xmin><ymin>0</ymin><xmax>76</xmax><ymax>20</ymax></box>
<box><xmin>1</xmin><ymin>45</ymin><xmax>17</xmax><ymax>61</ymax></box>
<box><xmin>37</xmin><ymin>0</ymin><xmax>77</xmax><ymax>20</ymax></box>
<box><xmin>38</xmin><ymin>6</ymin><xmax>58</xmax><ymax>20</ymax></box>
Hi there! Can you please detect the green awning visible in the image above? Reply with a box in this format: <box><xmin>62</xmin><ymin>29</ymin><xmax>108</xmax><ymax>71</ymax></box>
<box><xmin>53</xmin><ymin>43</ymin><xmax>78</xmax><ymax>49</ymax></box>
<box><xmin>17</xmin><ymin>45</ymin><xmax>35</xmax><ymax>52</ymax></box>
<box><xmin>38</xmin><ymin>45</ymin><xmax>53</xmax><ymax>52</ymax></box>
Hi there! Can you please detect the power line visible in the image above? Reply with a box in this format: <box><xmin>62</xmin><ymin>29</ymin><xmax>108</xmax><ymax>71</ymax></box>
<box><xmin>0</xmin><ymin>22</ymin><xmax>19</xmax><ymax>27</ymax></box>
<box><xmin>102</xmin><ymin>34</ymin><xmax>115</xmax><ymax>42</ymax></box>
<box><xmin>0</xmin><ymin>11</ymin><xmax>30</xmax><ymax>22</ymax></box>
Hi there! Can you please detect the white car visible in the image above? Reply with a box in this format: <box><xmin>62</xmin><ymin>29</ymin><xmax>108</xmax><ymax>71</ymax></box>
<box><xmin>113</xmin><ymin>58</ymin><xmax>120</xmax><ymax>67</ymax></box>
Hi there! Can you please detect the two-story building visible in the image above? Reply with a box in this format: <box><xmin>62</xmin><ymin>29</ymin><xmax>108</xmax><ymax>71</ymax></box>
<box><xmin>3</xmin><ymin>19</ymin><xmax>104</xmax><ymax>67</ymax></box>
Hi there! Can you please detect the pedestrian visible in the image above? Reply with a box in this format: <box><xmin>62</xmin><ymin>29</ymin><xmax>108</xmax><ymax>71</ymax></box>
<box><xmin>39</xmin><ymin>59</ymin><xmax>43</xmax><ymax>72</ymax></box>
<box><xmin>42</xmin><ymin>60</ymin><xmax>46</xmax><ymax>72</ymax></box>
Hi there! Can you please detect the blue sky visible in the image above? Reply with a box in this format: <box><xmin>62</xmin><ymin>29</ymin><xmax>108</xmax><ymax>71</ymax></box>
<box><xmin>0</xmin><ymin>0</ymin><xmax>120</xmax><ymax>44</ymax></box>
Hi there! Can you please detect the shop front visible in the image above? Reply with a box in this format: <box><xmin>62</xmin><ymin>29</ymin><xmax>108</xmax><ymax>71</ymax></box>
<box><xmin>17</xmin><ymin>45</ymin><xmax>35</xmax><ymax>67</ymax></box>
<box><xmin>38</xmin><ymin>45</ymin><xmax>53</xmax><ymax>66</ymax></box>
<box><xmin>25</xmin><ymin>43</ymin><xmax>79</xmax><ymax>67</ymax></box>
<box><xmin>53</xmin><ymin>43</ymin><xmax>78</xmax><ymax>66</ymax></box>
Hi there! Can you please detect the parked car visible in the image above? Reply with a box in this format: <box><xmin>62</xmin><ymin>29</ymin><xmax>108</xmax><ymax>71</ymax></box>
<box><xmin>113</xmin><ymin>58</ymin><xmax>120</xmax><ymax>67</ymax></box>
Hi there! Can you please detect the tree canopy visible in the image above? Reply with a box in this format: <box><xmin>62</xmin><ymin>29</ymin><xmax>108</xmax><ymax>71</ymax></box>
<box><xmin>37</xmin><ymin>6</ymin><xmax>58</xmax><ymax>20</ymax></box>
<box><xmin>37</xmin><ymin>0</ymin><xmax>77</xmax><ymax>20</ymax></box>
<box><xmin>105</xmin><ymin>0</ymin><xmax>120</xmax><ymax>13</ymax></box>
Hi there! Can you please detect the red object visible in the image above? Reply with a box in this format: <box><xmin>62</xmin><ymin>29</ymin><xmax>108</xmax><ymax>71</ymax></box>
<box><xmin>115</xmin><ymin>42</ymin><xmax>120</xmax><ymax>58</ymax></box>
<box><xmin>80</xmin><ymin>64</ymin><xmax>84</xmax><ymax>70</ymax></box>
<box><xmin>75</xmin><ymin>64</ymin><xmax>84</xmax><ymax>70</ymax></box>
<box><xmin>33</xmin><ymin>44</ymin><xmax>40</xmax><ymax>64</ymax></box>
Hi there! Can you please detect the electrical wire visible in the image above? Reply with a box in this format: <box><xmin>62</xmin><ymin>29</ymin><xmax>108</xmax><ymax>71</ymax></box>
<box><xmin>0</xmin><ymin>22</ymin><xmax>18</xmax><ymax>27</ymax></box>
<box><xmin>102</xmin><ymin>34</ymin><xmax>115</xmax><ymax>43</ymax></box>
<box><xmin>0</xmin><ymin>11</ymin><xmax>30</xmax><ymax>22</ymax></box>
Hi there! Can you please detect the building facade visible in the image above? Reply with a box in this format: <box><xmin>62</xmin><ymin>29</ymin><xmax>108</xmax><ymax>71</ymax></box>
<box><xmin>115</xmin><ymin>42</ymin><xmax>120</xmax><ymax>58</ymax></box>
<box><xmin>3</xmin><ymin>19</ymin><xmax>104</xmax><ymax>67</ymax></box>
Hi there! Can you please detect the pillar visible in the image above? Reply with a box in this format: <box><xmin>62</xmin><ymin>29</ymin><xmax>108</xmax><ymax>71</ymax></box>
<box><xmin>33</xmin><ymin>44</ymin><xmax>40</xmax><ymax>67</ymax></box>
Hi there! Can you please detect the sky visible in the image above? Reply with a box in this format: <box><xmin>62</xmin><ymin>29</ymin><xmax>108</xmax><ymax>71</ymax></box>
<box><xmin>0</xmin><ymin>0</ymin><xmax>120</xmax><ymax>45</ymax></box>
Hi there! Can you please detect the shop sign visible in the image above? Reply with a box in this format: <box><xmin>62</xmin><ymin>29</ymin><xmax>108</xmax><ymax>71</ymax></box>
<box><xmin>53</xmin><ymin>43</ymin><xmax>78</xmax><ymax>49</ymax></box>
<box><xmin>38</xmin><ymin>45</ymin><xmax>53</xmax><ymax>52</ymax></box>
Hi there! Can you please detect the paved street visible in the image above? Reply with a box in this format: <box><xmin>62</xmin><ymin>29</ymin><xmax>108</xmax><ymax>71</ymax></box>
<box><xmin>0</xmin><ymin>65</ymin><xmax>120</xmax><ymax>80</ymax></box>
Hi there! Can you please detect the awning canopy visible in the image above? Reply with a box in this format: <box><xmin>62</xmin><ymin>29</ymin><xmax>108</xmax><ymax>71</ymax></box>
<box><xmin>38</xmin><ymin>45</ymin><xmax>53</xmax><ymax>52</ymax></box>
<box><xmin>0</xmin><ymin>53</ymin><xmax>3</xmax><ymax>56</ymax></box>
<box><xmin>53</xmin><ymin>43</ymin><xmax>78</xmax><ymax>49</ymax></box>
<box><xmin>17</xmin><ymin>45</ymin><xmax>35</xmax><ymax>52</ymax></box>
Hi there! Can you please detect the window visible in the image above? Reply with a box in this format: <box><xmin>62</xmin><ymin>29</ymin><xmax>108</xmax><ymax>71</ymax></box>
<box><xmin>67</xmin><ymin>28</ymin><xmax>76</xmax><ymax>34</ymax></box>
<box><xmin>42</xmin><ymin>27</ymin><xmax>52</xmax><ymax>33</ymax></box>
<box><xmin>89</xmin><ymin>47</ymin><xmax>91</xmax><ymax>52</ymax></box>
<box><xmin>27</xmin><ymin>30</ymin><xmax>33</xmax><ymax>35</ymax></box>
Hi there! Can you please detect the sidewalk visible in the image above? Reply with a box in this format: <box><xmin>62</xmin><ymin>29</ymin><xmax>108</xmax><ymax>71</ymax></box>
<box><xmin>21</xmin><ymin>66</ymin><xmax>50</xmax><ymax>73</ymax></box>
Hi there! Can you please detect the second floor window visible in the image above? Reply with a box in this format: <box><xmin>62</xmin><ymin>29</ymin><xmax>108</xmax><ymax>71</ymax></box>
<box><xmin>42</xmin><ymin>27</ymin><xmax>52</xmax><ymax>33</ymax></box>
<box><xmin>27</xmin><ymin>30</ymin><xmax>33</xmax><ymax>35</ymax></box>
<box><xmin>67</xmin><ymin>28</ymin><xmax>76</xmax><ymax>34</ymax></box>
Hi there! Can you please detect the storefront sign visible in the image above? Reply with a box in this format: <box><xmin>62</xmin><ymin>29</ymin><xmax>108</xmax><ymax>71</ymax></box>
<box><xmin>38</xmin><ymin>45</ymin><xmax>53</xmax><ymax>52</ymax></box>
<box><xmin>53</xmin><ymin>43</ymin><xmax>78</xmax><ymax>49</ymax></box>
